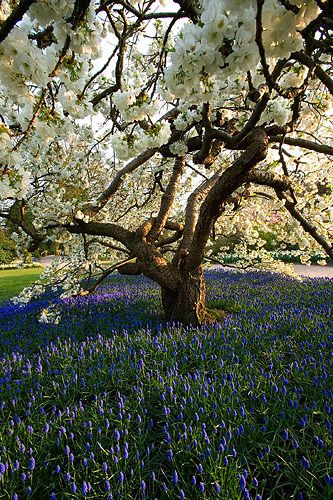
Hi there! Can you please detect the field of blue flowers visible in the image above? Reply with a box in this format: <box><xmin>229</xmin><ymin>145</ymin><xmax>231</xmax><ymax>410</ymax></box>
<box><xmin>0</xmin><ymin>269</ymin><xmax>332</xmax><ymax>500</ymax></box>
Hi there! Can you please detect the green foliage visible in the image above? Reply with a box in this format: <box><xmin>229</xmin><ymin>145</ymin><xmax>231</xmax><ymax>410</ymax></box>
<box><xmin>0</xmin><ymin>226</ymin><xmax>16</xmax><ymax>264</ymax></box>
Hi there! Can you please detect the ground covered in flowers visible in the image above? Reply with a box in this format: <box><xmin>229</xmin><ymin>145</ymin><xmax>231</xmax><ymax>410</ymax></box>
<box><xmin>0</xmin><ymin>270</ymin><xmax>332</xmax><ymax>499</ymax></box>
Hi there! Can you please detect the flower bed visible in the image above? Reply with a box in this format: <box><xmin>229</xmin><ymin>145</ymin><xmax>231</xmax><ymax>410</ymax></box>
<box><xmin>0</xmin><ymin>270</ymin><xmax>332</xmax><ymax>499</ymax></box>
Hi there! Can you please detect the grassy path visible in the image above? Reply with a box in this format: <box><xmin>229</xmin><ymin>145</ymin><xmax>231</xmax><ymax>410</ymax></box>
<box><xmin>0</xmin><ymin>268</ymin><xmax>42</xmax><ymax>301</ymax></box>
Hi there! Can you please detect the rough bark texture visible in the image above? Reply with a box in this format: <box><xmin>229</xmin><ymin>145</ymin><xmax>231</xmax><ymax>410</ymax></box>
<box><xmin>161</xmin><ymin>265</ymin><xmax>207</xmax><ymax>326</ymax></box>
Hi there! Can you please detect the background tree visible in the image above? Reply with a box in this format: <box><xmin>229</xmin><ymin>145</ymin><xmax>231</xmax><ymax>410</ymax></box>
<box><xmin>0</xmin><ymin>226</ymin><xmax>17</xmax><ymax>264</ymax></box>
<box><xmin>0</xmin><ymin>0</ymin><xmax>332</xmax><ymax>324</ymax></box>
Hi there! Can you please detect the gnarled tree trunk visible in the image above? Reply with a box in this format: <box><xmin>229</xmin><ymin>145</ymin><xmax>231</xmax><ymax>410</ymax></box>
<box><xmin>161</xmin><ymin>265</ymin><xmax>207</xmax><ymax>326</ymax></box>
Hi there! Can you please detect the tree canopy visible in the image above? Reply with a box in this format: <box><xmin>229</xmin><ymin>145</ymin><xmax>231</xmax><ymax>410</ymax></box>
<box><xmin>0</xmin><ymin>0</ymin><xmax>332</xmax><ymax>323</ymax></box>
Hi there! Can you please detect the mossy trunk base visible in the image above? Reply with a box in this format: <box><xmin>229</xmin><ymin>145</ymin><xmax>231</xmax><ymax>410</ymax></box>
<box><xmin>161</xmin><ymin>267</ymin><xmax>208</xmax><ymax>326</ymax></box>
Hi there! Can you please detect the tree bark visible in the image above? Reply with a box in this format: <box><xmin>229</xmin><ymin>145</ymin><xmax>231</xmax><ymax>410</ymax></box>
<box><xmin>161</xmin><ymin>265</ymin><xmax>207</xmax><ymax>326</ymax></box>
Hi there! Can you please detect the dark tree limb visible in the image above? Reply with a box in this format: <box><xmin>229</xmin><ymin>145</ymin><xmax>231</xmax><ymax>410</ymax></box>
<box><xmin>64</xmin><ymin>219</ymin><xmax>181</xmax><ymax>290</ymax></box>
<box><xmin>178</xmin><ymin>170</ymin><xmax>221</xmax><ymax>259</ymax></box>
<box><xmin>269</xmin><ymin>135</ymin><xmax>333</xmax><ymax>156</ymax></box>
<box><xmin>246</xmin><ymin>170</ymin><xmax>292</xmax><ymax>191</ymax></box>
<box><xmin>277</xmin><ymin>0</ymin><xmax>299</xmax><ymax>14</ymax></box>
<box><xmin>65</xmin><ymin>219</ymin><xmax>136</xmax><ymax>249</ymax></box>
<box><xmin>172</xmin><ymin>0</ymin><xmax>200</xmax><ymax>20</ymax></box>
<box><xmin>276</xmin><ymin>190</ymin><xmax>333</xmax><ymax>260</ymax></box>
<box><xmin>0</xmin><ymin>0</ymin><xmax>36</xmax><ymax>44</ymax></box>
<box><xmin>86</xmin><ymin>148</ymin><xmax>158</xmax><ymax>215</ymax></box>
<box><xmin>83</xmin><ymin>257</ymin><xmax>136</xmax><ymax>294</ymax></box>
<box><xmin>193</xmin><ymin>103</ymin><xmax>213</xmax><ymax>165</ymax></box>
<box><xmin>187</xmin><ymin>128</ymin><xmax>269</xmax><ymax>270</ymax></box>
<box><xmin>147</xmin><ymin>157</ymin><xmax>185</xmax><ymax>243</ymax></box>
<box><xmin>256</xmin><ymin>0</ymin><xmax>275</xmax><ymax>91</ymax></box>
<box><xmin>291</xmin><ymin>51</ymin><xmax>333</xmax><ymax>96</ymax></box>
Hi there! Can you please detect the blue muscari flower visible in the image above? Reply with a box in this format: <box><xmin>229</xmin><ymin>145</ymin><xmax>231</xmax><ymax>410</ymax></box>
<box><xmin>103</xmin><ymin>462</ymin><xmax>108</xmax><ymax>473</ymax></box>
<box><xmin>26</xmin><ymin>486</ymin><xmax>32</xmax><ymax>495</ymax></box>
<box><xmin>172</xmin><ymin>470</ymin><xmax>178</xmax><ymax>485</ymax></box>
<box><xmin>141</xmin><ymin>480</ymin><xmax>146</xmax><ymax>491</ymax></box>
<box><xmin>179</xmin><ymin>489</ymin><xmax>185</xmax><ymax>500</ymax></box>
<box><xmin>12</xmin><ymin>495</ymin><xmax>18</xmax><ymax>500</ymax></box>
<box><xmin>152</xmin><ymin>471</ymin><xmax>156</xmax><ymax>481</ymax></box>
<box><xmin>274</xmin><ymin>462</ymin><xmax>280</xmax><ymax>472</ymax></box>
<box><xmin>282</xmin><ymin>429</ymin><xmax>288</xmax><ymax>440</ymax></box>
<box><xmin>197</xmin><ymin>463</ymin><xmax>203</xmax><ymax>473</ymax></box>
<box><xmin>199</xmin><ymin>482</ymin><xmax>205</xmax><ymax>493</ymax></box>
<box><xmin>55</xmin><ymin>465</ymin><xmax>61</xmax><ymax>474</ymax></box>
<box><xmin>300</xmin><ymin>417</ymin><xmax>306</xmax><ymax>429</ymax></box>
<box><xmin>50</xmin><ymin>495</ymin><xmax>56</xmax><ymax>500</ymax></box>
<box><xmin>66</xmin><ymin>472</ymin><xmax>71</xmax><ymax>482</ymax></box>
<box><xmin>105</xmin><ymin>479</ymin><xmax>111</xmax><ymax>491</ymax></box>
<box><xmin>214</xmin><ymin>482</ymin><xmax>221</xmax><ymax>493</ymax></box>
<box><xmin>82</xmin><ymin>481</ymin><xmax>88</xmax><ymax>496</ymax></box>
<box><xmin>13</xmin><ymin>460</ymin><xmax>19</xmax><ymax>471</ymax></box>
<box><xmin>165</xmin><ymin>432</ymin><xmax>171</xmax><ymax>444</ymax></box>
<box><xmin>119</xmin><ymin>471</ymin><xmax>125</xmax><ymax>483</ymax></box>
<box><xmin>240</xmin><ymin>475</ymin><xmax>246</xmax><ymax>490</ymax></box>
<box><xmin>301</xmin><ymin>456</ymin><xmax>311</xmax><ymax>469</ymax></box>
<box><xmin>325</xmin><ymin>473</ymin><xmax>333</xmax><ymax>486</ymax></box>
<box><xmin>69</xmin><ymin>453</ymin><xmax>74</xmax><ymax>463</ymax></box>
<box><xmin>232</xmin><ymin>448</ymin><xmax>237</xmax><ymax>458</ymax></box>
<box><xmin>167</xmin><ymin>449</ymin><xmax>173</xmax><ymax>461</ymax></box>
<box><xmin>292</xmin><ymin>438</ymin><xmax>299</xmax><ymax>449</ymax></box>
<box><xmin>223</xmin><ymin>456</ymin><xmax>228</xmax><ymax>466</ymax></box>
<box><xmin>191</xmin><ymin>476</ymin><xmax>196</xmax><ymax>485</ymax></box>
<box><xmin>71</xmin><ymin>482</ymin><xmax>77</xmax><ymax>493</ymax></box>
<box><xmin>253</xmin><ymin>477</ymin><xmax>259</xmax><ymax>487</ymax></box>
<box><xmin>114</xmin><ymin>429</ymin><xmax>120</xmax><ymax>441</ymax></box>
<box><xmin>29</xmin><ymin>457</ymin><xmax>35</xmax><ymax>470</ymax></box>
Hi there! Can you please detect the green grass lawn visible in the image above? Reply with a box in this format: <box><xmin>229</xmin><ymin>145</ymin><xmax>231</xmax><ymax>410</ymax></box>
<box><xmin>0</xmin><ymin>267</ymin><xmax>42</xmax><ymax>301</ymax></box>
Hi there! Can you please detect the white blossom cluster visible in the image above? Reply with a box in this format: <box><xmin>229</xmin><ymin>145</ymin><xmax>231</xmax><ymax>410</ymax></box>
<box><xmin>164</xmin><ymin>0</ymin><xmax>319</xmax><ymax>103</ymax></box>
<box><xmin>112</xmin><ymin>91</ymin><xmax>161</xmax><ymax>121</ymax></box>
<box><xmin>111</xmin><ymin>121</ymin><xmax>171</xmax><ymax>160</ymax></box>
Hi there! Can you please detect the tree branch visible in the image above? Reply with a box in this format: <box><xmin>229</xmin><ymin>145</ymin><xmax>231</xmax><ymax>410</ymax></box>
<box><xmin>269</xmin><ymin>135</ymin><xmax>333</xmax><ymax>156</ymax></box>
<box><xmin>86</xmin><ymin>148</ymin><xmax>158</xmax><ymax>215</ymax></box>
<box><xmin>276</xmin><ymin>190</ymin><xmax>333</xmax><ymax>260</ymax></box>
<box><xmin>64</xmin><ymin>219</ymin><xmax>136</xmax><ymax>249</ymax></box>
<box><xmin>187</xmin><ymin>128</ymin><xmax>269</xmax><ymax>270</ymax></box>
<box><xmin>0</xmin><ymin>0</ymin><xmax>36</xmax><ymax>44</ymax></box>
<box><xmin>291</xmin><ymin>51</ymin><xmax>333</xmax><ymax>96</ymax></box>
<box><xmin>246</xmin><ymin>170</ymin><xmax>292</xmax><ymax>191</ymax></box>
<box><xmin>178</xmin><ymin>170</ymin><xmax>221</xmax><ymax>258</ymax></box>
<box><xmin>147</xmin><ymin>157</ymin><xmax>185</xmax><ymax>243</ymax></box>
